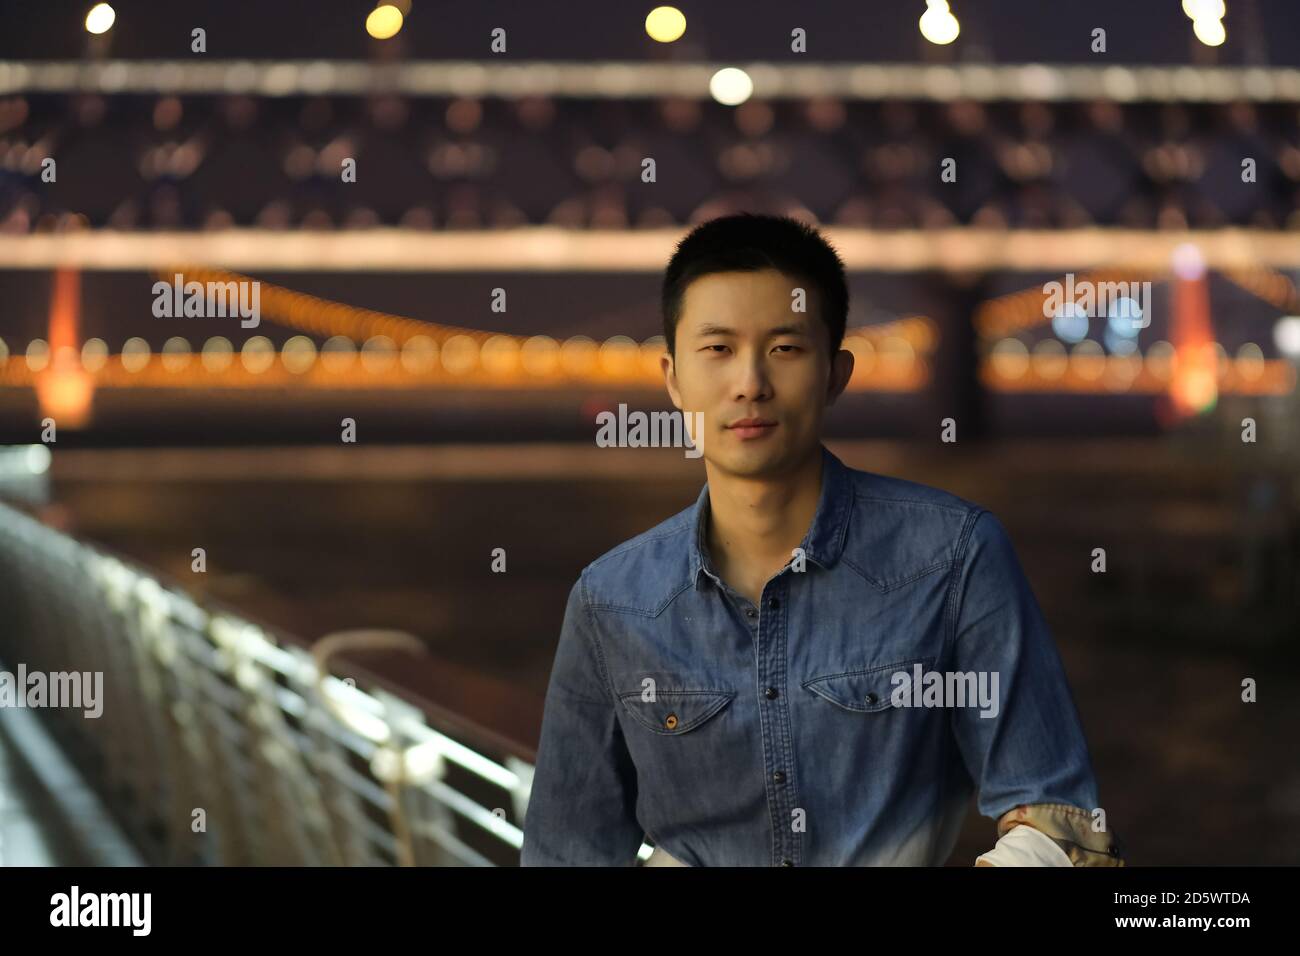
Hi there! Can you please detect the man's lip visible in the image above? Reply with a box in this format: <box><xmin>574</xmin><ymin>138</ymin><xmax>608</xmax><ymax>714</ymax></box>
<box><xmin>727</xmin><ymin>420</ymin><xmax>777</xmax><ymax>428</ymax></box>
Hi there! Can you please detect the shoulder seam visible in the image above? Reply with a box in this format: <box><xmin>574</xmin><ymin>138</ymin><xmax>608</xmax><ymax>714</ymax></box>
<box><xmin>943</xmin><ymin>507</ymin><xmax>990</xmax><ymax>651</ymax></box>
<box><xmin>854</xmin><ymin>493</ymin><xmax>974</xmax><ymax>516</ymax></box>
<box><xmin>577</xmin><ymin>568</ymin><xmax>619</xmax><ymax>706</ymax></box>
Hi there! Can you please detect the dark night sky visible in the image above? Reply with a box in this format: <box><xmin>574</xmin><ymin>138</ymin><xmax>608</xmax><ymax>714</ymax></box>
<box><xmin>0</xmin><ymin>0</ymin><xmax>1295</xmax><ymax>66</ymax></box>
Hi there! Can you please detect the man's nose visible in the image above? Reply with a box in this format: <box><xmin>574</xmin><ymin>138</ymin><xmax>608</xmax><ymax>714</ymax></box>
<box><xmin>734</xmin><ymin>354</ymin><xmax>773</xmax><ymax>401</ymax></box>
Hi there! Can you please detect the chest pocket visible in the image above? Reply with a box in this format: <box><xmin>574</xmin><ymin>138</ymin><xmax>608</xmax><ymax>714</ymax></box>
<box><xmin>801</xmin><ymin>658</ymin><xmax>933</xmax><ymax>713</ymax></box>
<box><xmin>617</xmin><ymin>689</ymin><xmax>734</xmax><ymax>735</ymax></box>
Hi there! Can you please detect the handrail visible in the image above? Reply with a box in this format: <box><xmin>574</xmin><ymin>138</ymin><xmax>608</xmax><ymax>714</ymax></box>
<box><xmin>0</xmin><ymin>491</ymin><xmax>576</xmax><ymax>865</ymax></box>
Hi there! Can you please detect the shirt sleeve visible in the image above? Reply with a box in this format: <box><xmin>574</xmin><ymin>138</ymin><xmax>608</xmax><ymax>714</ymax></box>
<box><xmin>947</xmin><ymin>509</ymin><xmax>1104</xmax><ymax>827</ymax></box>
<box><xmin>520</xmin><ymin>570</ymin><xmax>645</xmax><ymax>866</ymax></box>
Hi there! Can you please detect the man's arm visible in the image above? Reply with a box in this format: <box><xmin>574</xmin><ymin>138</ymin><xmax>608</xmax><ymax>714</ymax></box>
<box><xmin>948</xmin><ymin>510</ymin><xmax>1124</xmax><ymax>867</ymax></box>
<box><xmin>520</xmin><ymin>571</ymin><xmax>645</xmax><ymax>866</ymax></box>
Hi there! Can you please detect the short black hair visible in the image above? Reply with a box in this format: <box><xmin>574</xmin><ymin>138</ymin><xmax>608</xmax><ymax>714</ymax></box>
<box><xmin>661</xmin><ymin>212</ymin><xmax>848</xmax><ymax>358</ymax></box>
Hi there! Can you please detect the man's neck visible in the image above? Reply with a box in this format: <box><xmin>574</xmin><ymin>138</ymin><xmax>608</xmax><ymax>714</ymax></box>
<box><xmin>704</xmin><ymin>447</ymin><xmax>824</xmax><ymax>594</ymax></box>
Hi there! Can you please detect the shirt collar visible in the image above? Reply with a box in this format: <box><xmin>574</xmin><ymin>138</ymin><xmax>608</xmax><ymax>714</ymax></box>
<box><xmin>690</xmin><ymin>443</ymin><xmax>854</xmax><ymax>591</ymax></box>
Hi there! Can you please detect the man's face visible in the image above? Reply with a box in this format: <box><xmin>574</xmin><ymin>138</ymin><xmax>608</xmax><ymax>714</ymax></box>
<box><xmin>662</xmin><ymin>268</ymin><xmax>854</xmax><ymax>479</ymax></box>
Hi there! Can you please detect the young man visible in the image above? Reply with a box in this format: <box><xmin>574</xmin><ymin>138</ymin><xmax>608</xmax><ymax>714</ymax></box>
<box><xmin>521</xmin><ymin>213</ymin><xmax>1122</xmax><ymax>867</ymax></box>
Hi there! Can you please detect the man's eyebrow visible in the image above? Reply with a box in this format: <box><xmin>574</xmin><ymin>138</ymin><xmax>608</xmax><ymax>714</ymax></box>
<box><xmin>692</xmin><ymin>323</ymin><xmax>811</xmax><ymax>337</ymax></box>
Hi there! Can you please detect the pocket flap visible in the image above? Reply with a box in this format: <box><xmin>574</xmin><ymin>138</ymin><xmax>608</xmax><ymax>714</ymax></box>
<box><xmin>801</xmin><ymin>658</ymin><xmax>933</xmax><ymax>713</ymax></box>
<box><xmin>617</xmin><ymin>689</ymin><xmax>734</xmax><ymax>735</ymax></box>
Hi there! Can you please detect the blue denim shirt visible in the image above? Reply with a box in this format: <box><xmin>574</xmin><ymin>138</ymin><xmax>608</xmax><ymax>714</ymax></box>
<box><xmin>521</xmin><ymin>444</ymin><xmax>1101</xmax><ymax>866</ymax></box>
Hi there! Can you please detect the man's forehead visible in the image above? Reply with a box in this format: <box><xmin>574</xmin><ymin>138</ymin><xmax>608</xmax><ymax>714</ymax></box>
<box><xmin>680</xmin><ymin>271</ymin><xmax>813</xmax><ymax>321</ymax></box>
<box><xmin>681</xmin><ymin>270</ymin><xmax>811</xmax><ymax>312</ymax></box>
<box><xmin>682</xmin><ymin>269</ymin><xmax>802</xmax><ymax>300</ymax></box>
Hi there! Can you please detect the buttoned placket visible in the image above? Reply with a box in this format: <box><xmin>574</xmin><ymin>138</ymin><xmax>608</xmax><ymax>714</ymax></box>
<box><xmin>710</xmin><ymin>566</ymin><xmax>803</xmax><ymax>867</ymax></box>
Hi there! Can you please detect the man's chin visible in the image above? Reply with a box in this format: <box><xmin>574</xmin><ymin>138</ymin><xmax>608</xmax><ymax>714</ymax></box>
<box><xmin>707</xmin><ymin>442</ymin><xmax>797</xmax><ymax>478</ymax></box>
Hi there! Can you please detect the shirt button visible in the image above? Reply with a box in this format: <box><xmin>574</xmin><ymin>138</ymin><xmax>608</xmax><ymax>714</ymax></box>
<box><xmin>664</xmin><ymin>713</ymin><xmax>678</xmax><ymax>730</ymax></box>
<box><xmin>864</xmin><ymin>693</ymin><xmax>878</xmax><ymax>706</ymax></box>
<box><xmin>780</xmin><ymin>859</ymin><xmax>793</xmax><ymax>867</ymax></box>
<box><xmin>768</xmin><ymin>597</ymin><xmax>780</xmax><ymax>610</ymax></box>
<box><xmin>745</xmin><ymin>608</ymin><xmax>757</xmax><ymax>619</ymax></box>
<box><xmin>764</xmin><ymin>686</ymin><xmax>778</xmax><ymax>699</ymax></box>
<box><xmin>773</xmin><ymin>770</ymin><xmax>785</xmax><ymax>784</ymax></box>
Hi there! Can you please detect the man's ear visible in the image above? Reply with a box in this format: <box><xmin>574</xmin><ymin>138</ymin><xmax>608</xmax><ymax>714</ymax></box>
<box><xmin>825</xmin><ymin>348</ymin><xmax>855</xmax><ymax>406</ymax></box>
<box><xmin>661</xmin><ymin>350</ymin><xmax>683</xmax><ymax>411</ymax></box>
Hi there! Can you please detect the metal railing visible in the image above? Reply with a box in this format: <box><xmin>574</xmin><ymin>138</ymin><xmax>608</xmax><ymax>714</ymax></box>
<box><xmin>0</xmin><ymin>488</ymin><xmax>656</xmax><ymax>865</ymax></box>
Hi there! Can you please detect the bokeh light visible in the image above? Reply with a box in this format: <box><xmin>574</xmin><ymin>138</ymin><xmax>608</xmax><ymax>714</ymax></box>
<box><xmin>709</xmin><ymin>68</ymin><xmax>754</xmax><ymax>107</ymax></box>
<box><xmin>366</xmin><ymin>4</ymin><xmax>404</xmax><ymax>40</ymax></box>
<box><xmin>645</xmin><ymin>7</ymin><xmax>687</xmax><ymax>43</ymax></box>
<box><xmin>85</xmin><ymin>3</ymin><xmax>116</xmax><ymax>35</ymax></box>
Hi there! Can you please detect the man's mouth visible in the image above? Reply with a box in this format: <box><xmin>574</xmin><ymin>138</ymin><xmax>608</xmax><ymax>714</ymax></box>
<box><xmin>726</xmin><ymin>419</ymin><xmax>778</xmax><ymax>440</ymax></box>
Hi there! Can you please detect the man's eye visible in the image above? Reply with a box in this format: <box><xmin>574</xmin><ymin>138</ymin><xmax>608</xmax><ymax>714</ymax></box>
<box><xmin>703</xmin><ymin>344</ymin><xmax>729</xmax><ymax>353</ymax></box>
<box><xmin>773</xmin><ymin>345</ymin><xmax>799</xmax><ymax>353</ymax></box>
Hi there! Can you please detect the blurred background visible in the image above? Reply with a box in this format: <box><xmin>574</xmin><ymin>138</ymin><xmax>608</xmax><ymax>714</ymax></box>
<box><xmin>0</xmin><ymin>0</ymin><xmax>1297</xmax><ymax>868</ymax></box>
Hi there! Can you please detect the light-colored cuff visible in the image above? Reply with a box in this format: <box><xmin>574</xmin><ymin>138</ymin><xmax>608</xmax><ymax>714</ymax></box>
<box><xmin>991</xmin><ymin>802</ymin><xmax>1126</xmax><ymax>866</ymax></box>
<box><xmin>975</xmin><ymin>821</ymin><xmax>1073</xmax><ymax>866</ymax></box>
<box><xmin>644</xmin><ymin>845</ymin><xmax>689</xmax><ymax>866</ymax></box>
